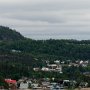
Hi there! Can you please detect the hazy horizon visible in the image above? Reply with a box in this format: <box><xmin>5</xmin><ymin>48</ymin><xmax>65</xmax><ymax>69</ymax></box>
<box><xmin>17</xmin><ymin>28</ymin><xmax>90</xmax><ymax>40</ymax></box>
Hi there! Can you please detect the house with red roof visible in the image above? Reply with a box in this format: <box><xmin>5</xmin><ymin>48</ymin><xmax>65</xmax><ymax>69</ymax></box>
<box><xmin>5</xmin><ymin>79</ymin><xmax>17</xmax><ymax>89</ymax></box>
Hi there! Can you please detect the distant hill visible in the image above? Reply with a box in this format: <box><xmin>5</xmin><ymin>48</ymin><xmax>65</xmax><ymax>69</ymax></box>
<box><xmin>0</xmin><ymin>26</ymin><xmax>24</xmax><ymax>41</ymax></box>
<box><xmin>1</xmin><ymin>26</ymin><xmax>90</xmax><ymax>82</ymax></box>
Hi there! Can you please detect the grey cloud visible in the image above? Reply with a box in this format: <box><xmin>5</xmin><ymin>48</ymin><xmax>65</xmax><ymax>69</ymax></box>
<box><xmin>0</xmin><ymin>0</ymin><xmax>90</xmax><ymax>40</ymax></box>
<box><xmin>2</xmin><ymin>11</ymin><xmax>65</xmax><ymax>23</ymax></box>
<box><xmin>0</xmin><ymin>0</ymin><xmax>90</xmax><ymax>13</ymax></box>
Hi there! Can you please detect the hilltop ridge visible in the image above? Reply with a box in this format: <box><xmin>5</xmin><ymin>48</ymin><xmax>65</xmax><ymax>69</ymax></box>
<box><xmin>0</xmin><ymin>26</ymin><xmax>24</xmax><ymax>41</ymax></box>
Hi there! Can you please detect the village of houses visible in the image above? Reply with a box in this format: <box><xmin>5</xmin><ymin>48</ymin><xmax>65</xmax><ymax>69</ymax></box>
<box><xmin>1</xmin><ymin>60</ymin><xmax>90</xmax><ymax>90</ymax></box>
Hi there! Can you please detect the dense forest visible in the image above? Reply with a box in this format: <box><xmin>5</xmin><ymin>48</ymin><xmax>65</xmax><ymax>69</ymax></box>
<box><xmin>0</xmin><ymin>26</ymin><xmax>24</xmax><ymax>41</ymax></box>
<box><xmin>2</xmin><ymin>37</ymin><xmax>90</xmax><ymax>61</ymax></box>
<box><xmin>0</xmin><ymin>26</ymin><xmax>90</xmax><ymax>86</ymax></box>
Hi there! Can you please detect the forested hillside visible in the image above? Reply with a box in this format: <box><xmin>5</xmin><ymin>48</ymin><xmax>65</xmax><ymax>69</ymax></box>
<box><xmin>0</xmin><ymin>26</ymin><xmax>90</xmax><ymax>81</ymax></box>
<box><xmin>0</xmin><ymin>26</ymin><xmax>24</xmax><ymax>41</ymax></box>
<box><xmin>2</xmin><ymin>39</ymin><xmax>90</xmax><ymax>61</ymax></box>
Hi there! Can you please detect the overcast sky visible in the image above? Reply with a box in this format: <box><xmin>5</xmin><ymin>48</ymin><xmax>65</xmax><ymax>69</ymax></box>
<box><xmin>0</xmin><ymin>0</ymin><xmax>90</xmax><ymax>40</ymax></box>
